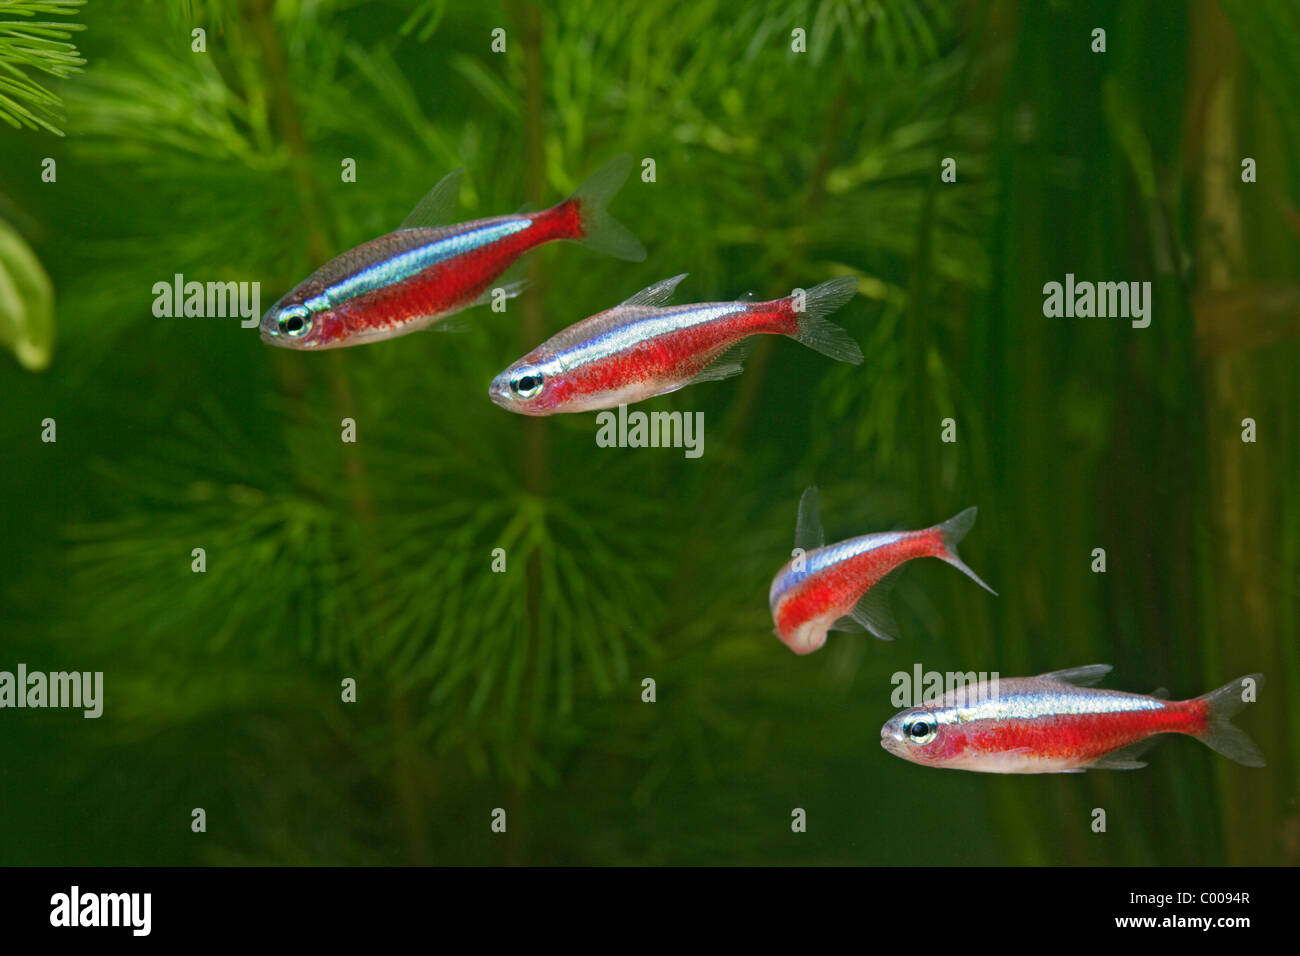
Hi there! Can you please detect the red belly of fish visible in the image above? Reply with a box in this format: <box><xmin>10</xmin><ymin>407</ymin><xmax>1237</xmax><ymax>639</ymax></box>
<box><xmin>775</xmin><ymin>532</ymin><xmax>937</xmax><ymax>636</ymax></box>
<box><xmin>958</xmin><ymin>702</ymin><xmax>1208</xmax><ymax>763</ymax></box>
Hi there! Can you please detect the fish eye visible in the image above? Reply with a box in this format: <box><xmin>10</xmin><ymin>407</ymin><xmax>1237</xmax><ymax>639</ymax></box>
<box><xmin>903</xmin><ymin>715</ymin><xmax>937</xmax><ymax>745</ymax></box>
<box><xmin>510</xmin><ymin>367</ymin><xmax>544</xmax><ymax>399</ymax></box>
<box><xmin>278</xmin><ymin>306</ymin><xmax>312</xmax><ymax>338</ymax></box>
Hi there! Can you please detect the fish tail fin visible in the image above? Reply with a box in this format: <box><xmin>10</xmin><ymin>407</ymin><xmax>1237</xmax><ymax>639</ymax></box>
<box><xmin>565</xmin><ymin>153</ymin><xmax>646</xmax><ymax>262</ymax></box>
<box><xmin>933</xmin><ymin>507</ymin><xmax>997</xmax><ymax>596</ymax></box>
<box><xmin>786</xmin><ymin>277</ymin><xmax>863</xmax><ymax>364</ymax></box>
<box><xmin>1194</xmin><ymin>674</ymin><xmax>1265</xmax><ymax>766</ymax></box>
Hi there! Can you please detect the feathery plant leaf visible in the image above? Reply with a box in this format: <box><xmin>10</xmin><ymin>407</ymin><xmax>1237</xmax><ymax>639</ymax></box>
<box><xmin>0</xmin><ymin>0</ymin><xmax>84</xmax><ymax>134</ymax></box>
<box><xmin>48</xmin><ymin>0</ymin><xmax>985</xmax><ymax>812</ymax></box>
<box><xmin>24</xmin><ymin>0</ymin><xmax>1294</xmax><ymax>868</ymax></box>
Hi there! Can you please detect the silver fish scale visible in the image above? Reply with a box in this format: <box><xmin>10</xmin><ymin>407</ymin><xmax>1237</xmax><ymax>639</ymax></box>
<box><xmin>934</xmin><ymin>683</ymin><xmax>1166</xmax><ymax>726</ymax></box>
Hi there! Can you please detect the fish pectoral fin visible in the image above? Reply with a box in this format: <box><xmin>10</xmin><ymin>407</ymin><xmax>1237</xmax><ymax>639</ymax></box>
<box><xmin>794</xmin><ymin>486</ymin><xmax>825</xmax><ymax>552</ymax></box>
<box><xmin>399</xmin><ymin>167</ymin><xmax>466</xmax><ymax>229</ymax></box>
<box><xmin>691</xmin><ymin>342</ymin><xmax>753</xmax><ymax>385</ymax></box>
<box><xmin>1087</xmin><ymin>739</ymin><xmax>1160</xmax><ymax>770</ymax></box>
<box><xmin>830</xmin><ymin>616</ymin><xmax>866</xmax><ymax>633</ymax></box>
<box><xmin>1037</xmin><ymin>664</ymin><xmax>1113</xmax><ymax>687</ymax></box>
<box><xmin>618</xmin><ymin>274</ymin><xmax>688</xmax><ymax>308</ymax></box>
<box><xmin>849</xmin><ymin>571</ymin><xmax>903</xmax><ymax>641</ymax></box>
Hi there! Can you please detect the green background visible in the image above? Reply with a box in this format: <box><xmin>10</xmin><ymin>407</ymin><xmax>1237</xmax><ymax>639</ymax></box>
<box><xmin>1</xmin><ymin>0</ymin><xmax>1296</xmax><ymax>865</ymax></box>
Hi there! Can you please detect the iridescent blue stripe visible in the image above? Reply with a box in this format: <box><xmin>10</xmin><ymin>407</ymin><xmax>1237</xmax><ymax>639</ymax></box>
<box><xmin>305</xmin><ymin>219</ymin><xmax>532</xmax><ymax>310</ymax></box>
<box><xmin>930</xmin><ymin>688</ymin><xmax>1165</xmax><ymax>725</ymax></box>
<box><xmin>769</xmin><ymin>532</ymin><xmax>907</xmax><ymax>606</ymax></box>
<box><xmin>556</xmin><ymin>304</ymin><xmax>747</xmax><ymax>370</ymax></box>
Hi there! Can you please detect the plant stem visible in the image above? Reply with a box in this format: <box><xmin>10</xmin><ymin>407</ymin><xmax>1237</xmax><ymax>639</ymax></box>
<box><xmin>245</xmin><ymin>0</ymin><xmax>429</xmax><ymax>863</ymax></box>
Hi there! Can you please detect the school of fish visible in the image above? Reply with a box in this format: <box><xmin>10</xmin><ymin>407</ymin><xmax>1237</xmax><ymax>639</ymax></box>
<box><xmin>261</xmin><ymin>155</ymin><xmax>1264</xmax><ymax>778</ymax></box>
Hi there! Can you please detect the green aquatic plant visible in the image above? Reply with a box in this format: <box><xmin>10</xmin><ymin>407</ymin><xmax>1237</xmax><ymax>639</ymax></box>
<box><xmin>0</xmin><ymin>0</ymin><xmax>84</xmax><ymax>135</ymax></box>
<box><xmin>1</xmin><ymin>0</ymin><xmax>1296</xmax><ymax>866</ymax></box>
<box><xmin>0</xmin><ymin>216</ymin><xmax>53</xmax><ymax>368</ymax></box>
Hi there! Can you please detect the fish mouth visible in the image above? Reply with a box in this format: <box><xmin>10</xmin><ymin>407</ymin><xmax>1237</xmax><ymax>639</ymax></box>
<box><xmin>880</xmin><ymin>726</ymin><xmax>905</xmax><ymax>757</ymax></box>
<box><xmin>778</xmin><ymin>619</ymin><xmax>829</xmax><ymax>656</ymax></box>
<box><xmin>259</xmin><ymin>312</ymin><xmax>291</xmax><ymax>347</ymax></box>
<box><xmin>487</xmin><ymin>377</ymin><xmax>511</xmax><ymax>408</ymax></box>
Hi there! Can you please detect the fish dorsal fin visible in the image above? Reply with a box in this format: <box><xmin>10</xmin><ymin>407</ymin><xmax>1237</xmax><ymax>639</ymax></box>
<box><xmin>847</xmin><ymin>567</ymin><xmax>903</xmax><ymax>641</ymax></box>
<box><xmin>399</xmin><ymin>167</ymin><xmax>465</xmax><ymax>229</ymax></box>
<box><xmin>1038</xmin><ymin>664</ymin><xmax>1113</xmax><ymax>687</ymax></box>
<box><xmin>1150</xmin><ymin>687</ymin><xmax>1170</xmax><ymax>699</ymax></box>
<box><xmin>691</xmin><ymin>340</ymin><xmax>753</xmax><ymax>385</ymax></box>
<box><xmin>619</xmin><ymin>273</ymin><xmax>687</xmax><ymax>308</ymax></box>
<box><xmin>1088</xmin><ymin>738</ymin><xmax>1160</xmax><ymax>770</ymax></box>
<box><xmin>735</xmin><ymin>290</ymin><xmax>759</xmax><ymax>302</ymax></box>
<box><xmin>515</xmin><ymin>200</ymin><xmax>539</xmax><ymax>215</ymax></box>
<box><xmin>794</xmin><ymin>486</ymin><xmax>825</xmax><ymax>552</ymax></box>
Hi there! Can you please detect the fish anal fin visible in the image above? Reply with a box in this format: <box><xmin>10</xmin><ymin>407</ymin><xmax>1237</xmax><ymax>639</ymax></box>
<box><xmin>691</xmin><ymin>341</ymin><xmax>753</xmax><ymax>385</ymax></box>
<box><xmin>427</xmin><ymin>316</ymin><xmax>470</xmax><ymax>333</ymax></box>
<box><xmin>691</xmin><ymin>362</ymin><xmax>743</xmax><ymax>385</ymax></box>
<box><xmin>472</xmin><ymin>279</ymin><xmax>529</xmax><ymax>307</ymax></box>
<box><xmin>1087</xmin><ymin>738</ymin><xmax>1160</xmax><ymax>770</ymax></box>
<box><xmin>849</xmin><ymin>569</ymin><xmax>903</xmax><ymax>641</ymax></box>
